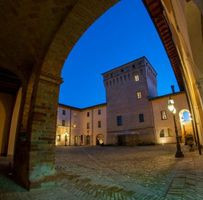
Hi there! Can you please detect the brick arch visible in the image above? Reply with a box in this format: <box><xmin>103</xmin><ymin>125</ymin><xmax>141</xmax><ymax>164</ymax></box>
<box><xmin>40</xmin><ymin>0</ymin><xmax>118</xmax><ymax>78</ymax></box>
<box><xmin>14</xmin><ymin>0</ymin><xmax>118</xmax><ymax>189</ymax></box>
<box><xmin>13</xmin><ymin>0</ymin><xmax>203</xmax><ymax>190</ymax></box>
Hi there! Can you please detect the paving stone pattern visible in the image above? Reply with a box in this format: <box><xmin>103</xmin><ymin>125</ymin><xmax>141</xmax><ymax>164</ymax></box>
<box><xmin>0</xmin><ymin>144</ymin><xmax>203</xmax><ymax>200</ymax></box>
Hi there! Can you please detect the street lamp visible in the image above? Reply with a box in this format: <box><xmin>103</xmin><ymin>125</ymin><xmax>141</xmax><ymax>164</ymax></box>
<box><xmin>168</xmin><ymin>97</ymin><xmax>184</xmax><ymax>158</ymax></box>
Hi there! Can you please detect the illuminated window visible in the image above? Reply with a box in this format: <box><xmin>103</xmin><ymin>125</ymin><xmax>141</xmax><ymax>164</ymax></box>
<box><xmin>134</xmin><ymin>75</ymin><xmax>139</xmax><ymax>81</ymax></box>
<box><xmin>136</xmin><ymin>91</ymin><xmax>142</xmax><ymax>99</ymax></box>
<box><xmin>161</xmin><ymin>110</ymin><xmax>167</xmax><ymax>120</ymax></box>
<box><xmin>87</xmin><ymin>122</ymin><xmax>90</xmax><ymax>129</ymax></box>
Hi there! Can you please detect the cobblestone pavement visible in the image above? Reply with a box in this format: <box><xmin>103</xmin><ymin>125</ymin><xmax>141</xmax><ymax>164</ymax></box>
<box><xmin>0</xmin><ymin>144</ymin><xmax>203</xmax><ymax>200</ymax></box>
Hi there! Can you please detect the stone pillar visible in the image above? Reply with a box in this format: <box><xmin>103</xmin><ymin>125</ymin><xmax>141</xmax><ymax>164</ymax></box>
<box><xmin>197</xmin><ymin>77</ymin><xmax>203</xmax><ymax>107</ymax></box>
<box><xmin>13</xmin><ymin>72</ymin><xmax>62</xmax><ymax>189</ymax></box>
<box><xmin>28</xmin><ymin>73</ymin><xmax>62</xmax><ymax>189</ymax></box>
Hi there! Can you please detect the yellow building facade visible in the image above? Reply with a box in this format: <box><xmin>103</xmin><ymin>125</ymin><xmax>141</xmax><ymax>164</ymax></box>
<box><xmin>56</xmin><ymin>103</ymin><xmax>107</xmax><ymax>146</ymax></box>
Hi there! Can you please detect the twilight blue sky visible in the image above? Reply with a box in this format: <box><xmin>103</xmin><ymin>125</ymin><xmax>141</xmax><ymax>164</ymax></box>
<box><xmin>59</xmin><ymin>0</ymin><xmax>179</xmax><ymax>108</ymax></box>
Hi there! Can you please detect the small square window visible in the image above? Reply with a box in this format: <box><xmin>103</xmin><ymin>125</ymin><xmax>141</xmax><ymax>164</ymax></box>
<box><xmin>136</xmin><ymin>91</ymin><xmax>142</xmax><ymax>99</ymax></box>
<box><xmin>87</xmin><ymin>112</ymin><xmax>90</xmax><ymax>117</ymax></box>
<box><xmin>134</xmin><ymin>75</ymin><xmax>139</xmax><ymax>81</ymax></box>
<box><xmin>62</xmin><ymin>120</ymin><xmax>65</xmax><ymax>126</ymax></box>
<box><xmin>98</xmin><ymin>109</ymin><xmax>101</xmax><ymax>115</ymax></box>
<box><xmin>161</xmin><ymin>110</ymin><xmax>167</xmax><ymax>120</ymax></box>
<box><xmin>139</xmin><ymin>114</ymin><xmax>144</xmax><ymax>123</ymax></box>
<box><xmin>98</xmin><ymin>121</ymin><xmax>101</xmax><ymax>128</ymax></box>
<box><xmin>62</xmin><ymin>110</ymin><xmax>66</xmax><ymax>115</ymax></box>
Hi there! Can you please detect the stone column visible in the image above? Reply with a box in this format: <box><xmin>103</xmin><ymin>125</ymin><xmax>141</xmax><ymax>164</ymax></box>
<box><xmin>28</xmin><ymin>72</ymin><xmax>62</xmax><ymax>189</ymax></box>
<box><xmin>197</xmin><ymin>77</ymin><xmax>203</xmax><ymax>107</ymax></box>
<box><xmin>13</xmin><ymin>72</ymin><xmax>62</xmax><ymax>189</ymax></box>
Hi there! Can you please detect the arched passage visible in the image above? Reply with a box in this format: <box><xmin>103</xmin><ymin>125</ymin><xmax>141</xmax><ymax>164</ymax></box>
<box><xmin>0</xmin><ymin>0</ymin><xmax>202</xmax><ymax>190</ymax></box>
<box><xmin>0</xmin><ymin>68</ymin><xmax>23</xmax><ymax>182</ymax></box>
<box><xmin>179</xmin><ymin>109</ymin><xmax>194</xmax><ymax>143</ymax></box>
<box><xmin>0</xmin><ymin>100</ymin><xmax>6</xmax><ymax>155</ymax></box>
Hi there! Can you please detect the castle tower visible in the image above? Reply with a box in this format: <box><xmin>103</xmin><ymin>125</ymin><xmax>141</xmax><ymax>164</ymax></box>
<box><xmin>102</xmin><ymin>56</ymin><xmax>157</xmax><ymax>144</ymax></box>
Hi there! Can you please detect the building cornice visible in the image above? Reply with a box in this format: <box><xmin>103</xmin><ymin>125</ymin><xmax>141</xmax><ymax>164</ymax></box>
<box><xmin>149</xmin><ymin>91</ymin><xmax>185</xmax><ymax>101</ymax></box>
<box><xmin>58</xmin><ymin>102</ymin><xmax>107</xmax><ymax>110</ymax></box>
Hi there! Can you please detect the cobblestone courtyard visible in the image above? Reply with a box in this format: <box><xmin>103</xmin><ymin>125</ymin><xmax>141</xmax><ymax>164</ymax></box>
<box><xmin>0</xmin><ymin>144</ymin><xmax>203</xmax><ymax>200</ymax></box>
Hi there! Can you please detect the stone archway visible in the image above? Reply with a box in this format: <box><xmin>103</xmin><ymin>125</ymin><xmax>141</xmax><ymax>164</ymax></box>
<box><xmin>0</xmin><ymin>0</ymin><xmax>202</xmax><ymax>190</ymax></box>
<box><xmin>179</xmin><ymin>109</ymin><xmax>193</xmax><ymax>143</ymax></box>
<box><xmin>12</xmin><ymin>0</ymin><xmax>119</xmax><ymax>189</ymax></box>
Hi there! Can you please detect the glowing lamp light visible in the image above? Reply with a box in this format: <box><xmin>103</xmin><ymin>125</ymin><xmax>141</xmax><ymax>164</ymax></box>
<box><xmin>168</xmin><ymin>99</ymin><xmax>175</xmax><ymax>112</ymax></box>
<box><xmin>172</xmin><ymin>108</ymin><xmax>176</xmax><ymax>114</ymax></box>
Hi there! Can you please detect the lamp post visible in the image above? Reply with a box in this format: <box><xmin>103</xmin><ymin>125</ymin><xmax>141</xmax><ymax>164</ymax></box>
<box><xmin>168</xmin><ymin>97</ymin><xmax>184</xmax><ymax>158</ymax></box>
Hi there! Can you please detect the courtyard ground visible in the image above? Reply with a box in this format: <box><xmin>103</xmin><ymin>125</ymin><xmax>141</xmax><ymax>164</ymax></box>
<box><xmin>0</xmin><ymin>144</ymin><xmax>203</xmax><ymax>200</ymax></box>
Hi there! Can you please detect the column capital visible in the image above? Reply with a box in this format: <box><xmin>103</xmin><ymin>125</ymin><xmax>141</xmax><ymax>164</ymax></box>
<box><xmin>40</xmin><ymin>71</ymin><xmax>63</xmax><ymax>85</ymax></box>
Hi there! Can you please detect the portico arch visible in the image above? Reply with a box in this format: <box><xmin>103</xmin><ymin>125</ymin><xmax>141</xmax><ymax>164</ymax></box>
<box><xmin>0</xmin><ymin>0</ymin><xmax>202</xmax><ymax>190</ymax></box>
